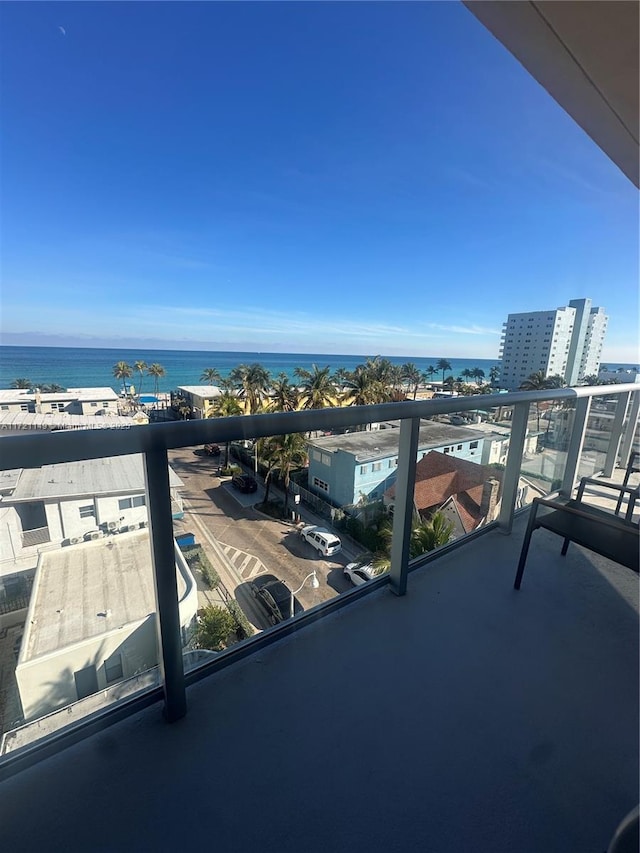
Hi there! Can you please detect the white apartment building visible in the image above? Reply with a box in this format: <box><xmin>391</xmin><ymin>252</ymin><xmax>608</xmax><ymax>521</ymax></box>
<box><xmin>14</xmin><ymin>532</ymin><xmax>198</xmax><ymax>722</ymax></box>
<box><xmin>0</xmin><ymin>454</ymin><xmax>184</xmax><ymax>580</ymax></box>
<box><xmin>499</xmin><ymin>298</ymin><xmax>608</xmax><ymax>390</ymax></box>
<box><xmin>0</xmin><ymin>387</ymin><xmax>119</xmax><ymax>416</ymax></box>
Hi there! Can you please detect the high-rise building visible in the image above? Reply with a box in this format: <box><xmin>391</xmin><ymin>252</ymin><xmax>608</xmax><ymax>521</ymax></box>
<box><xmin>499</xmin><ymin>298</ymin><xmax>608</xmax><ymax>390</ymax></box>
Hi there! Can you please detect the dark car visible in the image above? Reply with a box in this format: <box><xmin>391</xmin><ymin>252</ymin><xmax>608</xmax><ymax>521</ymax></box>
<box><xmin>232</xmin><ymin>473</ymin><xmax>258</xmax><ymax>493</ymax></box>
<box><xmin>204</xmin><ymin>443</ymin><xmax>221</xmax><ymax>456</ymax></box>
<box><xmin>249</xmin><ymin>575</ymin><xmax>303</xmax><ymax>625</ymax></box>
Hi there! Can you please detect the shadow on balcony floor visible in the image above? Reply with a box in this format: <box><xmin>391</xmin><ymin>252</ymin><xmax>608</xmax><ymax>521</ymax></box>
<box><xmin>0</xmin><ymin>516</ymin><xmax>638</xmax><ymax>853</ymax></box>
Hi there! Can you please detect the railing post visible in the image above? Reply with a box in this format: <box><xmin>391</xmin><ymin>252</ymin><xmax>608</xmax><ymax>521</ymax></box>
<box><xmin>498</xmin><ymin>402</ymin><xmax>530</xmax><ymax>533</ymax></box>
<box><xmin>603</xmin><ymin>391</ymin><xmax>631</xmax><ymax>477</ymax></box>
<box><xmin>144</xmin><ymin>447</ymin><xmax>187</xmax><ymax>722</ymax></box>
<box><xmin>560</xmin><ymin>397</ymin><xmax>591</xmax><ymax>497</ymax></box>
<box><xmin>618</xmin><ymin>390</ymin><xmax>640</xmax><ymax>471</ymax></box>
<box><xmin>389</xmin><ymin>417</ymin><xmax>420</xmax><ymax>596</ymax></box>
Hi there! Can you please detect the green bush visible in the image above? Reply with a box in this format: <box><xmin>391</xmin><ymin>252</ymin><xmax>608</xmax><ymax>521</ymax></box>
<box><xmin>194</xmin><ymin>606</ymin><xmax>236</xmax><ymax>650</ymax></box>
<box><xmin>183</xmin><ymin>545</ymin><xmax>220</xmax><ymax>589</ymax></box>
<box><xmin>219</xmin><ymin>464</ymin><xmax>241</xmax><ymax>477</ymax></box>
<box><xmin>226</xmin><ymin>600</ymin><xmax>254</xmax><ymax>639</ymax></box>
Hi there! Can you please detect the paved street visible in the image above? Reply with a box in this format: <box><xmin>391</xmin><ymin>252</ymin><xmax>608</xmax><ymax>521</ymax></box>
<box><xmin>169</xmin><ymin>448</ymin><xmax>363</xmax><ymax>628</ymax></box>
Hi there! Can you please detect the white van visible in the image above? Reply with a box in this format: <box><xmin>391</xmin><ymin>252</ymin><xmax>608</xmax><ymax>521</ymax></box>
<box><xmin>299</xmin><ymin>525</ymin><xmax>342</xmax><ymax>557</ymax></box>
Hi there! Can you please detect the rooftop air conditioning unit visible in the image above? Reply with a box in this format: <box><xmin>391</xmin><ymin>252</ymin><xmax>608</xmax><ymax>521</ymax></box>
<box><xmin>69</xmin><ymin>536</ymin><xmax>82</xmax><ymax>545</ymax></box>
<box><xmin>84</xmin><ymin>530</ymin><xmax>98</xmax><ymax>541</ymax></box>
<box><xmin>127</xmin><ymin>524</ymin><xmax>137</xmax><ymax>532</ymax></box>
<box><xmin>107</xmin><ymin>521</ymin><xmax>118</xmax><ymax>531</ymax></box>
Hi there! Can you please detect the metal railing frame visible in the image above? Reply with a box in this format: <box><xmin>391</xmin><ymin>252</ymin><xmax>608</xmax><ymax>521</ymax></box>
<box><xmin>0</xmin><ymin>383</ymin><xmax>637</xmax><ymax>776</ymax></box>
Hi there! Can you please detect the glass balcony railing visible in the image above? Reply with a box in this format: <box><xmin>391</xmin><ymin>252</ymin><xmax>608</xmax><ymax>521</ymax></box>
<box><xmin>0</xmin><ymin>383</ymin><xmax>637</xmax><ymax>771</ymax></box>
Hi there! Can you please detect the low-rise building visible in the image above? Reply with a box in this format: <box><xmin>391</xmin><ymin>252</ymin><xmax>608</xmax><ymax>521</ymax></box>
<box><xmin>0</xmin><ymin>454</ymin><xmax>184</xmax><ymax>580</ymax></box>
<box><xmin>14</xmin><ymin>531</ymin><xmax>198</xmax><ymax>722</ymax></box>
<box><xmin>175</xmin><ymin>385</ymin><xmax>222</xmax><ymax>418</ymax></box>
<box><xmin>0</xmin><ymin>387</ymin><xmax>120</xmax><ymax>416</ymax></box>
<box><xmin>384</xmin><ymin>451</ymin><xmax>503</xmax><ymax>533</ymax></box>
<box><xmin>307</xmin><ymin>421</ymin><xmax>489</xmax><ymax>508</ymax></box>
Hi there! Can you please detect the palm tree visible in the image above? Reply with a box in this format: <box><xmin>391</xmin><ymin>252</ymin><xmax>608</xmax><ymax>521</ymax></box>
<box><xmin>268</xmin><ymin>373</ymin><xmax>299</xmax><ymax>413</ymax></box>
<box><xmin>332</xmin><ymin>367</ymin><xmax>350</xmax><ymax>390</ymax></box>
<box><xmin>147</xmin><ymin>363</ymin><xmax>166</xmax><ymax>396</ymax></box>
<box><xmin>229</xmin><ymin>363</ymin><xmax>271</xmax><ymax>414</ymax></box>
<box><xmin>461</xmin><ymin>368</ymin><xmax>473</xmax><ymax>385</ymax></box>
<box><xmin>520</xmin><ymin>370</ymin><xmax>551</xmax><ymax>431</ymax></box>
<box><xmin>435</xmin><ymin>358</ymin><xmax>452</xmax><ymax>386</ymax></box>
<box><xmin>489</xmin><ymin>365</ymin><xmax>500</xmax><ymax>387</ymax></box>
<box><xmin>294</xmin><ymin>364</ymin><xmax>337</xmax><ymax>410</ymax></box>
<box><xmin>372</xmin><ymin>510</ymin><xmax>454</xmax><ymax>571</ymax></box>
<box><xmin>472</xmin><ymin>367</ymin><xmax>485</xmax><ymax>386</ymax></box>
<box><xmin>341</xmin><ymin>366</ymin><xmax>380</xmax><ymax>408</ymax></box>
<box><xmin>41</xmin><ymin>383</ymin><xmax>65</xmax><ymax>393</ymax></box>
<box><xmin>134</xmin><ymin>360</ymin><xmax>147</xmax><ymax>397</ymax></box>
<box><xmin>11</xmin><ymin>378</ymin><xmax>32</xmax><ymax>389</ymax></box>
<box><xmin>210</xmin><ymin>391</ymin><xmax>243</xmax><ymax>467</ymax></box>
<box><xmin>412</xmin><ymin>511</ymin><xmax>455</xmax><ymax>555</ymax></box>
<box><xmin>422</xmin><ymin>365</ymin><xmax>437</xmax><ymax>385</ymax></box>
<box><xmin>200</xmin><ymin>367</ymin><xmax>221</xmax><ymax>385</ymax></box>
<box><xmin>264</xmin><ymin>433</ymin><xmax>307</xmax><ymax>516</ymax></box>
<box><xmin>401</xmin><ymin>363</ymin><xmax>421</xmax><ymax>399</ymax></box>
<box><xmin>113</xmin><ymin>361</ymin><xmax>133</xmax><ymax>395</ymax></box>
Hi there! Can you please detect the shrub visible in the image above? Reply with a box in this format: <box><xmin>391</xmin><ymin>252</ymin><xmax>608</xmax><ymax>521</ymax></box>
<box><xmin>194</xmin><ymin>606</ymin><xmax>236</xmax><ymax>650</ymax></box>
<box><xmin>219</xmin><ymin>464</ymin><xmax>241</xmax><ymax>477</ymax></box>
<box><xmin>183</xmin><ymin>545</ymin><xmax>220</xmax><ymax>589</ymax></box>
<box><xmin>226</xmin><ymin>600</ymin><xmax>254</xmax><ymax>639</ymax></box>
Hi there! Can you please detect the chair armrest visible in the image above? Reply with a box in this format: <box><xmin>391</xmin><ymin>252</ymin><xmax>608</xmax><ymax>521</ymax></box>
<box><xmin>531</xmin><ymin>497</ymin><xmax>639</xmax><ymax>533</ymax></box>
<box><xmin>576</xmin><ymin>477</ymin><xmax>639</xmax><ymax>502</ymax></box>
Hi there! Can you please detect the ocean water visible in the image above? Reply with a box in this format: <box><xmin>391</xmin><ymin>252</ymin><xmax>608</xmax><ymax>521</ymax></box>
<box><xmin>0</xmin><ymin>345</ymin><xmax>632</xmax><ymax>394</ymax></box>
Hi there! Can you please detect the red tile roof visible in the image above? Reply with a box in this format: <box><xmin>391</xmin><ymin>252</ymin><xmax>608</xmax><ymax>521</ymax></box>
<box><xmin>385</xmin><ymin>451</ymin><xmax>502</xmax><ymax>531</ymax></box>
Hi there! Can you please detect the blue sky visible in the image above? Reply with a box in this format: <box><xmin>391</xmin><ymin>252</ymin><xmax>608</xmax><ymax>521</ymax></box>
<box><xmin>1</xmin><ymin>2</ymin><xmax>638</xmax><ymax>361</ymax></box>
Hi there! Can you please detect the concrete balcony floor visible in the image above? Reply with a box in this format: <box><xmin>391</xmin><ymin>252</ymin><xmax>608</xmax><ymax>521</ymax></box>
<box><xmin>0</xmin><ymin>513</ymin><xmax>638</xmax><ymax>853</ymax></box>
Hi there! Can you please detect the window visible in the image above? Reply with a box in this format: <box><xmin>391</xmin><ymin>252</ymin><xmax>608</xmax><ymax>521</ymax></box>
<box><xmin>20</xmin><ymin>404</ymin><xmax>28</xmax><ymax>411</ymax></box>
<box><xmin>79</xmin><ymin>504</ymin><xmax>95</xmax><ymax>518</ymax></box>
<box><xmin>0</xmin><ymin>405</ymin><xmax>7</xmax><ymax>411</ymax></box>
<box><xmin>360</xmin><ymin>465</ymin><xmax>368</xmax><ymax>475</ymax></box>
<box><xmin>312</xmin><ymin>450</ymin><xmax>322</xmax><ymax>462</ymax></box>
<box><xmin>457</xmin><ymin>445</ymin><xmax>462</xmax><ymax>450</ymax></box>
<box><xmin>90</xmin><ymin>401</ymin><xmax>98</xmax><ymax>407</ymax></box>
<box><xmin>372</xmin><ymin>462</ymin><xmax>382</xmax><ymax>472</ymax></box>
<box><xmin>313</xmin><ymin>477</ymin><xmax>329</xmax><ymax>493</ymax></box>
<box><xmin>104</xmin><ymin>654</ymin><xmax>123</xmax><ymax>684</ymax></box>
<box><xmin>118</xmin><ymin>495</ymin><xmax>146</xmax><ymax>510</ymax></box>
<box><xmin>470</xmin><ymin>441</ymin><xmax>479</xmax><ymax>450</ymax></box>
<box><xmin>321</xmin><ymin>453</ymin><xmax>331</xmax><ymax>467</ymax></box>
<box><xmin>103</xmin><ymin>402</ymin><xmax>110</xmax><ymax>407</ymax></box>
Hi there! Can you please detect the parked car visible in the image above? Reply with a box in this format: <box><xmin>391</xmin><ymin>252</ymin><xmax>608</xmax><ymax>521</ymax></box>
<box><xmin>344</xmin><ymin>562</ymin><xmax>378</xmax><ymax>586</ymax></box>
<box><xmin>299</xmin><ymin>525</ymin><xmax>342</xmax><ymax>557</ymax></box>
<box><xmin>204</xmin><ymin>443</ymin><xmax>221</xmax><ymax>456</ymax></box>
<box><xmin>249</xmin><ymin>574</ymin><xmax>303</xmax><ymax>625</ymax></box>
<box><xmin>232</xmin><ymin>473</ymin><xmax>258</xmax><ymax>493</ymax></box>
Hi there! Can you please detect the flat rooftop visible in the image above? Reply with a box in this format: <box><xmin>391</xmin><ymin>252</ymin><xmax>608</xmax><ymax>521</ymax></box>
<box><xmin>7</xmin><ymin>453</ymin><xmax>183</xmax><ymax>502</ymax></box>
<box><xmin>309</xmin><ymin>420</ymin><xmax>487</xmax><ymax>461</ymax></box>
<box><xmin>0</xmin><ymin>388</ymin><xmax>118</xmax><ymax>403</ymax></box>
<box><xmin>20</xmin><ymin>531</ymin><xmax>188</xmax><ymax>663</ymax></box>
<box><xmin>177</xmin><ymin>385</ymin><xmax>222</xmax><ymax>397</ymax></box>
